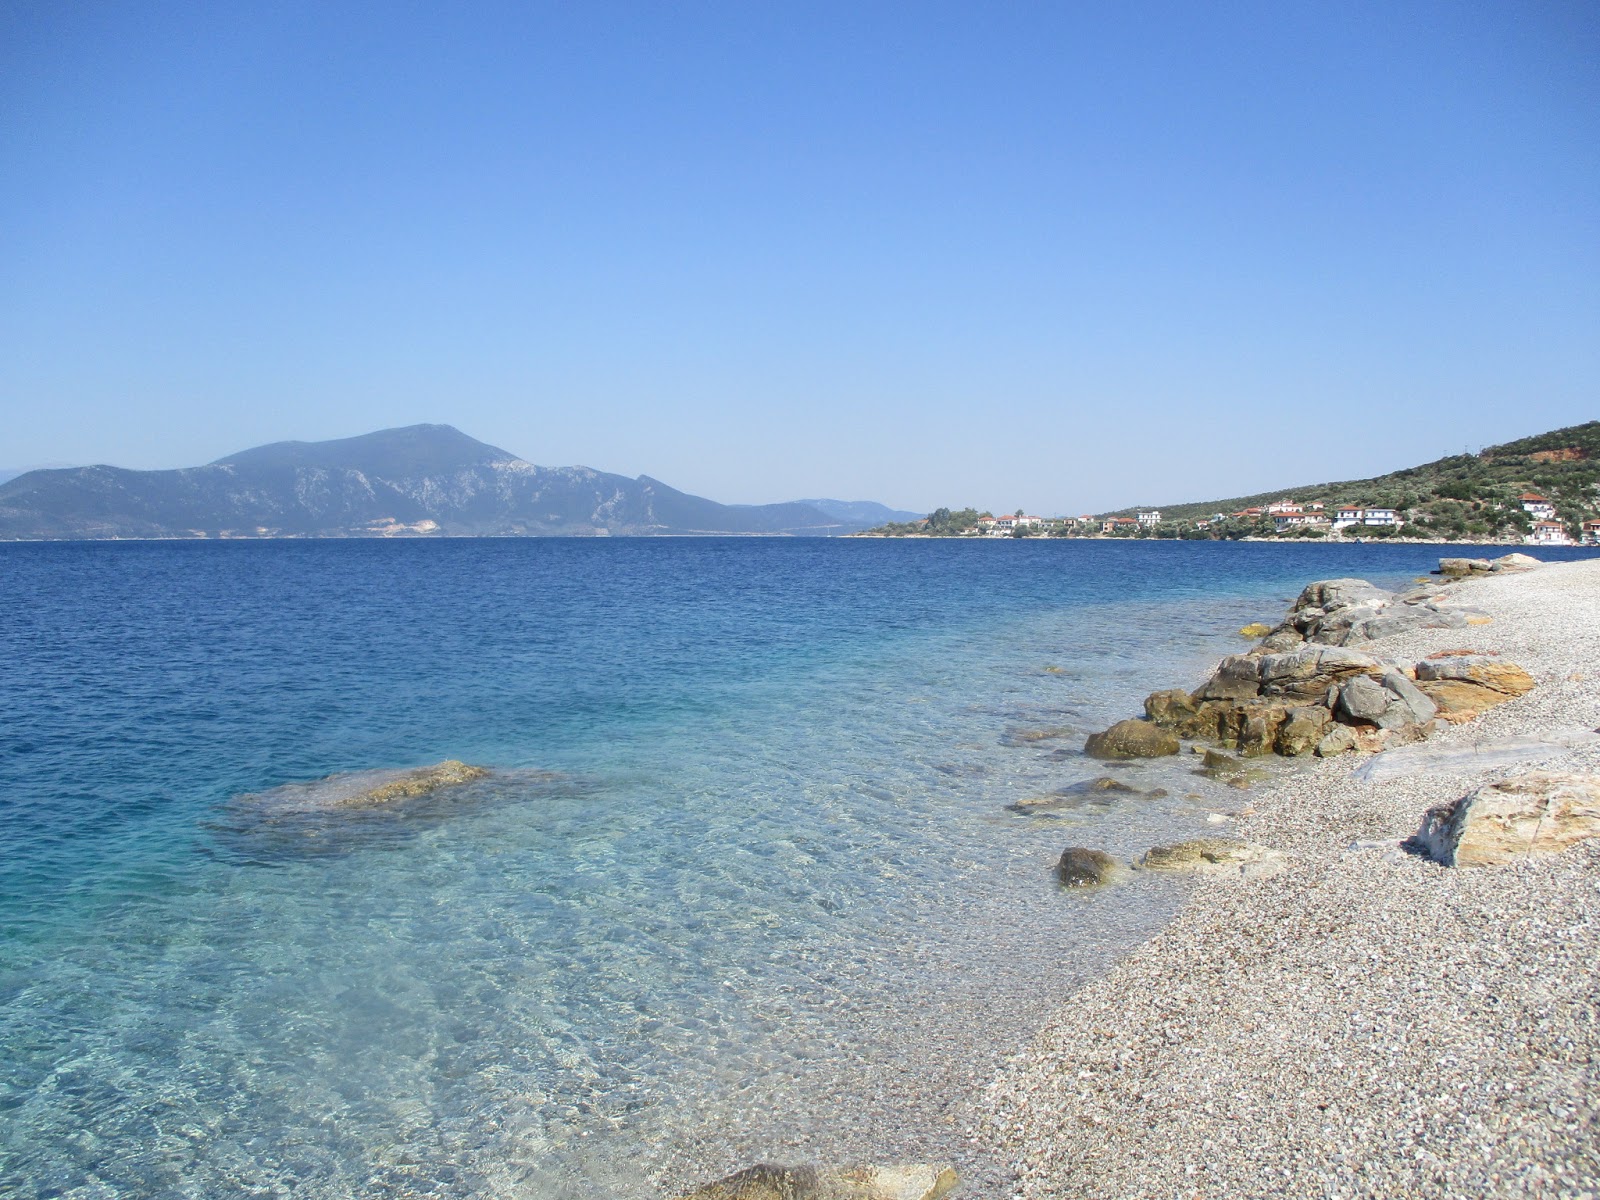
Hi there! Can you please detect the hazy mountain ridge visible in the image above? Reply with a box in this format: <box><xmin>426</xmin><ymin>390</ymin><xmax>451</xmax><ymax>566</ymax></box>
<box><xmin>0</xmin><ymin>425</ymin><xmax>878</xmax><ymax>540</ymax></box>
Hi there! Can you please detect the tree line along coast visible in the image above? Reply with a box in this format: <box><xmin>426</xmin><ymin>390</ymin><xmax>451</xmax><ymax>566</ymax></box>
<box><xmin>862</xmin><ymin>420</ymin><xmax>1600</xmax><ymax>546</ymax></box>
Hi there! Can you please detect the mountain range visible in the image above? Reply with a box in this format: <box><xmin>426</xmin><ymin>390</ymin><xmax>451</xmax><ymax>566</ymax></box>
<box><xmin>0</xmin><ymin>425</ymin><xmax>922</xmax><ymax>540</ymax></box>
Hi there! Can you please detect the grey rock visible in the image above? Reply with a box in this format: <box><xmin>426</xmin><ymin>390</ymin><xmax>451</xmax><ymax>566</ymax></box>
<box><xmin>1315</xmin><ymin>724</ymin><xmax>1359</xmax><ymax>757</ymax></box>
<box><xmin>1379</xmin><ymin>669</ymin><xmax>1439</xmax><ymax>727</ymax></box>
<box><xmin>1336</xmin><ymin>675</ymin><xmax>1394</xmax><ymax>725</ymax></box>
<box><xmin>1195</xmin><ymin>655</ymin><xmax>1262</xmax><ymax>701</ymax></box>
<box><xmin>1353</xmin><ymin>728</ymin><xmax>1600</xmax><ymax>783</ymax></box>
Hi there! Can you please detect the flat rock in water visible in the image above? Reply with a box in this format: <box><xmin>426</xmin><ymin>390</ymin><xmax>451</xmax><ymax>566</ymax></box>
<box><xmin>675</xmin><ymin>1163</ymin><xmax>959</xmax><ymax>1200</ymax></box>
<box><xmin>1412</xmin><ymin>772</ymin><xmax>1600</xmax><ymax>866</ymax></box>
<box><xmin>1136</xmin><ymin>838</ymin><xmax>1288</xmax><ymax>880</ymax></box>
<box><xmin>1353</xmin><ymin>728</ymin><xmax>1600</xmax><ymax>783</ymax></box>
<box><xmin>1009</xmin><ymin>775</ymin><xmax>1144</xmax><ymax>815</ymax></box>
<box><xmin>241</xmin><ymin>760</ymin><xmax>492</xmax><ymax>813</ymax></box>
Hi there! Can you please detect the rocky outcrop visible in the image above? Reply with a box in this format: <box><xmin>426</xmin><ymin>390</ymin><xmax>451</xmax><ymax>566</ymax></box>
<box><xmin>1264</xmin><ymin>577</ymin><xmax>1487</xmax><ymax>646</ymax></box>
<box><xmin>1136</xmin><ymin>838</ymin><xmax>1288</xmax><ymax>880</ymax></box>
<box><xmin>1091</xmin><ymin>575</ymin><xmax>1535</xmax><ymax>771</ymax></box>
<box><xmin>1056</xmin><ymin>847</ymin><xmax>1119</xmax><ymax>888</ymax></box>
<box><xmin>1414</xmin><ymin>655</ymin><xmax>1536</xmax><ymax>720</ymax></box>
<box><xmin>1412</xmin><ymin>772</ymin><xmax>1600</xmax><ymax>866</ymax></box>
<box><xmin>1084</xmin><ymin>719</ymin><xmax>1179</xmax><ymax>760</ymax></box>
<box><xmin>1438</xmin><ymin>557</ymin><xmax>1492</xmax><ymax>577</ymax></box>
<box><xmin>675</xmin><ymin>1163</ymin><xmax>959</xmax><ymax>1200</ymax></box>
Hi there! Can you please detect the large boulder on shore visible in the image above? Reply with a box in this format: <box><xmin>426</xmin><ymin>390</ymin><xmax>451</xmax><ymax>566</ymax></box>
<box><xmin>675</xmin><ymin>1163</ymin><xmax>959</xmax><ymax>1200</ymax></box>
<box><xmin>1414</xmin><ymin>655</ymin><xmax>1535</xmax><ymax>720</ymax></box>
<box><xmin>1491</xmin><ymin>552</ymin><xmax>1541</xmax><ymax>572</ymax></box>
<box><xmin>1084</xmin><ymin>719</ymin><xmax>1180</xmax><ymax>759</ymax></box>
<box><xmin>1412</xmin><ymin>773</ymin><xmax>1600</xmax><ymax>867</ymax></box>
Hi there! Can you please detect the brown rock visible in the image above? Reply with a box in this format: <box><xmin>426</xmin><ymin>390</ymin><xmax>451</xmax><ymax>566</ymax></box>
<box><xmin>1412</xmin><ymin>772</ymin><xmax>1600</xmax><ymax>867</ymax></box>
<box><xmin>1315</xmin><ymin>724</ymin><xmax>1358</xmax><ymax>757</ymax></box>
<box><xmin>1056</xmin><ymin>847</ymin><xmax>1119</xmax><ymax>888</ymax></box>
<box><xmin>1143</xmin><ymin>687</ymin><xmax>1199</xmax><ymax>728</ymax></box>
<box><xmin>1414</xmin><ymin>656</ymin><xmax>1535</xmax><ymax>719</ymax></box>
<box><xmin>1137</xmin><ymin>838</ymin><xmax>1288</xmax><ymax>879</ymax></box>
<box><xmin>342</xmin><ymin>760</ymin><xmax>489</xmax><ymax>806</ymax></box>
<box><xmin>676</xmin><ymin>1164</ymin><xmax>959</xmax><ymax>1200</ymax></box>
<box><xmin>1275</xmin><ymin>705</ymin><xmax>1333</xmax><ymax>757</ymax></box>
<box><xmin>1084</xmin><ymin>719</ymin><xmax>1180</xmax><ymax>760</ymax></box>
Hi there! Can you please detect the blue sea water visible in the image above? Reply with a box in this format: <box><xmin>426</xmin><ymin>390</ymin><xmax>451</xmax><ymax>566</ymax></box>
<box><xmin>4</xmin><ymin>538</ymin><xmax>1596</xmax><ymax>1198</ymax></box>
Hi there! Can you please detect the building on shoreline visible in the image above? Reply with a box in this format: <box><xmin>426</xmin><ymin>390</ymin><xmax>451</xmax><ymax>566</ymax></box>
<box><xmin>1332</xmin><ymin>506</ymin><xmax>1399</xmax><ymax>530</ymax></box>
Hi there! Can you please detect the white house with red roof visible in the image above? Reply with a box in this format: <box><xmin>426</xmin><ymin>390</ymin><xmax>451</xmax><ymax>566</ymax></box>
<box><xmin>1529</xmin><ymin>520</ymin><xmax>1570</xmax><ymax>545</ymax></box>
<box><xmin>1521</xmin><ymin>493</ymin><xmax>1556</xmax><ymax>519</ymax></box>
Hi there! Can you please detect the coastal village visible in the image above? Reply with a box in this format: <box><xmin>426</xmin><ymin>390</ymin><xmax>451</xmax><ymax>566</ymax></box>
<box><xmin>942</xmin><ymin>491</ymin><xmax>1600</xmax><ymax>545</ymax></box>
<box><xmin>864</xmin><ymin>422</ymin><xmax>1600</xmax><ymax>545</ymax></box>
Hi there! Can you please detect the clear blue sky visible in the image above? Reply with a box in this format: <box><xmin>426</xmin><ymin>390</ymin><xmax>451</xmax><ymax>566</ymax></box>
<box><xmin>2</xmin><ymin>1</ymin><xmax>1596</xmax><ymax>513</ymax></box>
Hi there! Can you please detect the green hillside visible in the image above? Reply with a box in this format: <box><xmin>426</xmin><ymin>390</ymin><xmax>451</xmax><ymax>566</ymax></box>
<box><xmin>1111</xmin><ymin>420</ymin><xmax>1600</xmax><ymax>541</ymax></box>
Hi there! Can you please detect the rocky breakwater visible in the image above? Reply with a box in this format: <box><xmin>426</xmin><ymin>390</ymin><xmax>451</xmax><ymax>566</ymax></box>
<box><xmin>1086</xmin><ymin>560</ymin><xmax>1539</xmax><ymax>765</ymax></box>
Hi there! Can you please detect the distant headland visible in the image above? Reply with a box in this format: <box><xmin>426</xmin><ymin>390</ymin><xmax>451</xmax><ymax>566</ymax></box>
<box><xmin>0</xmin><ymin>424</ymin><xmax>920</xmax><ymax>541</ymax></box>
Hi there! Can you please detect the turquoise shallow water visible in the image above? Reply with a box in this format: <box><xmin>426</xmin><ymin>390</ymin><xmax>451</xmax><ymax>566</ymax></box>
<box><xmin>4</xmin><ymin>538</ymin><xmax>1596</xmax><ymax>1197</ymax></box>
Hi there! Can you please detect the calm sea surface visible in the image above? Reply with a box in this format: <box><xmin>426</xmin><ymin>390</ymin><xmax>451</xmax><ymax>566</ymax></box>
<box><xmin>4</xmin><ymin>538</ymin><xmax>1596</xmax><ymax>1198</ymax></box>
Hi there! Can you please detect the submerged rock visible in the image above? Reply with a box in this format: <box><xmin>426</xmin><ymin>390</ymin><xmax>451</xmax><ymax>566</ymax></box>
<box><xmin>1136</xmin><ymin>838</ymin><xmax>1288</xmax><ymax>880</ymax></box>
<box><xmin>1412</xmin><ymin>772</ymin><xmax>1600</xmax><ymax>867</ymax></box>
<box><xmin>1084</xmin><ymin>719</ymin><xmax>1180</xmax><ymax>760</ymax></box>
<box><xmin>240</xmin><ymin>760</ymin><xmax>492</xmax><ymax>813</ymax></box>
<box><xmin>1008</xmin><ymin>776</ymin><xmax>1140</xmax><ymax>815</ymax></box>
<box><xmin>675</xmin><ymin>1163</ymin><xmax>958</xmax><ymax>1200</ymax></box>
<box><xmin>1238</xmin><ymin>622</ymin><xmax>1274</xmax><ymax>638</ymax></box>
<box><xmin>1056</xmin><ymin>847</ymin><xmax>1119</xmax><ymax>888</ymax></box>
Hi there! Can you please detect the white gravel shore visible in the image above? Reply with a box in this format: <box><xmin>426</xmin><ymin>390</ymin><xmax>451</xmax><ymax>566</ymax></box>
<box><xmin>979</xmin><ymin>557</ymin><xmax>1600</xmax><ymax>1200</ymax></box>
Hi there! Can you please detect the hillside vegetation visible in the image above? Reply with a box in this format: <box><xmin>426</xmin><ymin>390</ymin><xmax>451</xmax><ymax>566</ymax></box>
<box><xmin>1113</xmin><ymin>420</ymin><xmax>1600</xmax><ymax>541</ymax></box>
<box><xmin>863</xmin><ymin>420</ymin><xmax>1600</xmax><ymax>542</ymax></box>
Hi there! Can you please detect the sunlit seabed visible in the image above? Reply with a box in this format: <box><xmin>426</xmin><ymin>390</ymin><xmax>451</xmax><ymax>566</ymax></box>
<box><xmin>3</xmin><ymin>539</ymin><xmax>1594</xmax><ymax>1197</ymax></box>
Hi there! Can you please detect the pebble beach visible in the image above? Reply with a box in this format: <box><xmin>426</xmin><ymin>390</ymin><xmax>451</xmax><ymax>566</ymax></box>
<box><xmin>978</xmin><ymin>557</ymin><xmax>1600</xmax><ymax>1199</ymax></box>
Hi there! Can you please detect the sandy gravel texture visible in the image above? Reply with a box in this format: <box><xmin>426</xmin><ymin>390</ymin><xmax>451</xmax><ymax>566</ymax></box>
<box><xmin>979</xmin><ymin>557</ymin><xmax>1600</xmax><ymax>1200</ymax></box>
